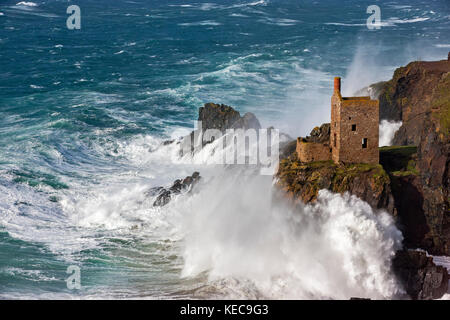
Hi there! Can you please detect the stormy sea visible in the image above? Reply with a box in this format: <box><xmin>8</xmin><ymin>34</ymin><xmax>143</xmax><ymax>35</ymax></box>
<box><xmin>0</xmin><ymin>0</ymin><xmax>449</xmax><ymax>299</ymax></box>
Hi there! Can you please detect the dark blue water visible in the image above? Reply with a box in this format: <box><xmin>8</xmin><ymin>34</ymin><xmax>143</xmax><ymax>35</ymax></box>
<box><xmin>0</xmin><ymin>0</ymin><xmax>449</xmax><ymax>299</ymax></box>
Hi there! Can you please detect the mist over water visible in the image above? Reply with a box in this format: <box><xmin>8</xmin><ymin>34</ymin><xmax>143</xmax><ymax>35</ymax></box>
<box><xmin>0</xmin><ymin>0</ymin><xmax>449</xmax><ymax>299</ymax></box>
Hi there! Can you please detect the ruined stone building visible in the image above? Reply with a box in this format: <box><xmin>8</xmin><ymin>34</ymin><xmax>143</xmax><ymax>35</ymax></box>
<box><xmin>297</xmin><ymin>77</ymin><xmax>379</xmax><ymax>164</ymax></box>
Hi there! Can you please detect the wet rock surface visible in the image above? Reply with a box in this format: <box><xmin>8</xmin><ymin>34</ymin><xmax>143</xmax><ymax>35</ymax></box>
<box><xmin>393</xmin><ymin>250</ymin><xmax>449</xmax><ymax>300</ymax></box>
<box><xmin>150</xmin><ymin>172</ymin><xmax>201</xmax><ymax>207</ymax></box>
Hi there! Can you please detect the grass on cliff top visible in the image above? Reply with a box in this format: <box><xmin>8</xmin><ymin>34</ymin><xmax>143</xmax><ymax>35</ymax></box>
<box><xmin>380</xmin><ymin>145</ymin><xmax>418</xmax><ymax>176</ymax></box>
<box><xmin>277</xmin><ymin>158</ymin><xmax>390</xmax><ymax>195</ymax></box>
<box><xmin>333</xmin><ymin>162</ymin><xmax>389</xmax><ymax>191</ymax></box>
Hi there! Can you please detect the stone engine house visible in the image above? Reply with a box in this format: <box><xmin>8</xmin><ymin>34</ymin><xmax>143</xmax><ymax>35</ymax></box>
<box><xmin>297</xmin><ymin>77</ymin><xmax>379</xmax><ymax>164</ymax></box>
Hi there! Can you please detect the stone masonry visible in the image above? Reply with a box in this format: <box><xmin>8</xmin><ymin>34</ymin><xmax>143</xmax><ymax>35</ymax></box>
<box><xmin>297</xmin><ymin>77</ymin><xmax>379</xmax><ymax>164</ymax></box>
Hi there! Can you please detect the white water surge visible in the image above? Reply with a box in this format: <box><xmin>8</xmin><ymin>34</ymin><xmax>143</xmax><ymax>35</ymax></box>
<box><xmin>173</xmin><ymin>170</ymin><xmax>404</xmax><ymax>299</ymax></box>
<box><xmin>56</xmin><ymin>135</ymin><xmax>405</xmax><ymax>299</ymax></box>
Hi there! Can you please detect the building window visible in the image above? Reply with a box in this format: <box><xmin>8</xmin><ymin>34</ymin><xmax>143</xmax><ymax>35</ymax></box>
<box><xmin>362</xmin><ymin>138</ymin><xmax>368</xmax><ymax>149</ymax></box>
<box><xmin>352</xmin><ymin>124</ymin><xmax>356</xmax><ymax>131</ymax></box>
<box><xmin>349</xmin><ymin>117</ymin><xmax>352</xmax><ymax>120</ymax></box>
<box><xmin>334</xmin><ymin>134</ymin><xmax>337</xmax><ymax>147</ymax></box>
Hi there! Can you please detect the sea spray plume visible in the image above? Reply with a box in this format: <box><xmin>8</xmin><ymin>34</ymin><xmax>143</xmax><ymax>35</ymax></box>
<box><xmin>177</xmin><ymin>169</ymin><xmax>403</xmax><ymax>299</ymax></box>
<box><xmin>379</xmin><ymin>120</ymin><xmax>402</xmax><ymax>147</ymax></box>
<box><xmin>344</xmin><ymin>42</ymin><xmax>448</xmax><ymax>97</ymax></box>
<box><xmin>343</xmin><ymin>45</ymin><xmax>391</xmax><ymax>96</ymax></box>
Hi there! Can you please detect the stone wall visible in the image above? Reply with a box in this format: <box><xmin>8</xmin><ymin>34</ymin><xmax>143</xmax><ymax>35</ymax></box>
<box><xmin>331</xmin><ymin>93</ymin><xmax>379</xmax><ymax>164</ymax></box>
<box><xmin>296</xmin><ymin>138</ymin><xmax>332</xmax><ymax>162</ymax></box>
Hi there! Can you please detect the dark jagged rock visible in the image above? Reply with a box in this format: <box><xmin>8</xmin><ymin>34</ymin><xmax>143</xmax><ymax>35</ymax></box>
<box><xmin>305</xmin><ymin>123</ymin><xmax>331</xmax><ymax>144</ymax></box>
<box><xmin>152</xmin><ymin>172</ymin><xmax>201</xmax><ymax>207</ymax></box>
<box><xmin>153</xmin><ymin>189</ymin><xmax>172</xmax><ymax>207</ymax></box>
<box><xmin>393</xmin><ymin>250</ymin><xmax>449</xmax><ymax>300</ymax></box>
<box><xmin>199</xmin><ymin>102</ymin><xmax>261</xmax><ymax>133</ymax></box>
<box><xmin>180</xmin><ymin>103</ymin><xmax>263</xmax><ymax>153</ymax></box>
<box><xmin>379</xmin><ymin>146</ymin><xmax>434</xmax><ymax>250</ymax></box>
<box><xmin>162</xmin><ymin>139</ymin><xmax>175</xmax><ymax>146</ymax></box>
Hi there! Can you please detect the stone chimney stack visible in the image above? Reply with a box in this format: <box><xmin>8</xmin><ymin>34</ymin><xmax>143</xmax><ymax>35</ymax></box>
<box><xmin>334</xmin><ymin>77</ymin><xmax>341</xmax><ymax>93</ymax></box>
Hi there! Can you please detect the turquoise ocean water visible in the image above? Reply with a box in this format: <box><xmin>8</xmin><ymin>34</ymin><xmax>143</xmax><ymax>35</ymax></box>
<box><xmin>0</xmin><ymin>0</ymin><xmax>449</xmax><ymax>299</ymax></box>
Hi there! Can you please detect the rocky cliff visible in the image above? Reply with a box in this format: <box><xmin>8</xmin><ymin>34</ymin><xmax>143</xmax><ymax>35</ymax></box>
<box><xmin>275</xmin><ymin>54</ymin><xmax>450</xmax><ymax>298</ymax></box>
<box><xmin>276</xmin><ymin>124</ymin><xmax>395</xmax><ymax>214</ymax></box>
<box><xmin>374</xmin><ymin>56</ymin><xmax>450</xmax><ymax>256</ymax></box>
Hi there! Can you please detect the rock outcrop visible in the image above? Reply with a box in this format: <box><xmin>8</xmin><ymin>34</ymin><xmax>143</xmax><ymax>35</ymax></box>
<box><xmin>375</xmin><ymin>56</ymin><xmax>450</xmax><ymax>255</ymax></box>
<box><xmin>149</xmin><ymin>172</ymin><xmax>201</xmax><ymax>207</ymax></box>
<box><xmin>275</xmin><ymin>158</ymin><xmax>395</xmax><ymax>214</ymax></box>
<box><xmin>199</xmin><ymin>102</ymin><xmax>261</xmax><ymax>133</ymax></box>
<box><xmin>304</xmin><ymin>123</ymin><xmax>331</xmax><ymax>144</ymax></box>
<box><xmin>275</xmin><ymin>55</ymin><xmax>450</xmax><ymax>298</ymax></box>
<box><xmin>179</xmin><ymin>102</ymin><xmax>262</xmax><ymax>152</ymax></box>
<box><xmin>393</xmin><ymin>250</ymin><xmax>449</xmax><ymax>300</ymax></box>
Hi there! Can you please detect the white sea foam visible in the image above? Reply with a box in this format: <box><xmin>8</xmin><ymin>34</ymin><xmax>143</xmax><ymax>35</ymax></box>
<box><xmin>179</xmin><ymin>20</ymin><xmax>222</xmax><ymax>27</ymax></box>
<box><xmin>230</xmin><ymin>13</ymin><xmax>248</xmax><ymax>18</ymax></box>
<box><xmin>435</xmin><ymin>44</ymin><xmax>450</xmax><ymax>48</ymax></box>
<box><xmin>16</xmin><ymin>2</ymin><xmax>38</xmax><ymax>7</ymax></box>
<box><xmin>379</xmin><ymin>120</ymin><xmax>402</xmax><ymax>147</ymax></box>
<box><xmin>0</xmin><ymin>122</ymin><xmax>406</xmax><ymax>299</ymax></box>
<box><xmin>259</xmin><ymin>17</ymin><xmax>298</xmax><ymax>26</ymax></box>
<box><xmin>325</xmin><ymin>22</ymin><xmax>365</xmax><ymax>27</ymax></box>
<box><xmin>62</xmin><ymin>133</ymin><xmax>405</xmax><ymax>299</ymax></box>
<box><xmin>380</xmin><ymin>17</ymin><xmax>430</xmax><ymax>27</ymax></box>
<box><xmin>326</xmin><ymin>17</ymin><xmax>429</xmax><ymax>28</ymax></box>
<box><xmin>197</xmin><ymin>0</ymin><xmax>267</xmax><ymax>11</ymax></box>
<box><xmin>177</xmin><ymin>172</ymin><xmax>403</xmax><ymax>299</ymax></box>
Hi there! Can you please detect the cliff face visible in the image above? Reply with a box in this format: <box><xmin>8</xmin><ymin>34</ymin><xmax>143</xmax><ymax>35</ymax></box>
<box><xmin>376</xmin><ymin>58</ymin><xmax>450</xmax><ymax>255</ymax></box>
<box><xmin>393</xmin><ymin>250</ymin><xmax>449</xmax><ymax>300</ymax></box>
<box><xmin>275</xmin><ymin>56</ymin><xmax>450</xmax><ymax>298</ymax></box>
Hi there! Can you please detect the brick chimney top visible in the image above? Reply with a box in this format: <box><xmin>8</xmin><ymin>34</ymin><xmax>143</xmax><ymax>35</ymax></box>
<box><xmin>334</xmin><ymin>77</ymin><xmax>341</xmax><ymax>93</ymax></box>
